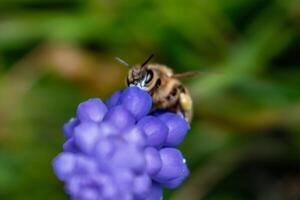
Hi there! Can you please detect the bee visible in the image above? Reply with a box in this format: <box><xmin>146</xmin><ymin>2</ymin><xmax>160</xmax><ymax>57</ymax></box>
<box><xmin>116</xmin><ymin>54</ymin><xmax>201</xmax><ymax>122</ymax></box>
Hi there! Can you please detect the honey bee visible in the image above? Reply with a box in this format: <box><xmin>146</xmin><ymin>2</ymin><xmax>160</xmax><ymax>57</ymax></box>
<box><xmin>116</xmin><ymin>54</ymin><xmax>201</xmax><ymax>122</ymax></box>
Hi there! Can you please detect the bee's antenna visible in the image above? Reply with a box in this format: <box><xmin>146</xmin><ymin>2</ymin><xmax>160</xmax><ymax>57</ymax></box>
<box><xmin>115</xmin><ymin>57</ymin><xmax>130</xmax><ymax>67</ymax></box>
<box><xmin>141</xmin><ymin>54</ymin><xmax>154</xmax><ymax>68</ymax></box>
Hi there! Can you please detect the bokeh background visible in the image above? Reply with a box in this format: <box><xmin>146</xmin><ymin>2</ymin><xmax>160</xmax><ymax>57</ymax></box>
<box><xmin>0</xmin><ymin>0</ymin><xmax>299</xmax><ymax>199</ymax></box>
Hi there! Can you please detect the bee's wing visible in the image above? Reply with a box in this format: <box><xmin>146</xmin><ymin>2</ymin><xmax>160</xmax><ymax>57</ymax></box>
<box><xmin>172</xmin><ymin>71</ymin><xmax>215</xmax><ymax>79</ymax></box>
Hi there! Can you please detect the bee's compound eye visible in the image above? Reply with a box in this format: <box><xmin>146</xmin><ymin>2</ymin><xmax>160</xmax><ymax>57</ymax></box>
<box><xmin>145</xmin><ymin>70</ymin><xmax>153</xmax><ymax>84</ymax></box>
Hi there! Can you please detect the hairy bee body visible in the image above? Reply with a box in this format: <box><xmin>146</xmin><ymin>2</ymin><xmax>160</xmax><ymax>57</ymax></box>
<box><xmin>127</xmin><ymin>64</ymin><xmax>193</xmax><ymax>122</ymax></box>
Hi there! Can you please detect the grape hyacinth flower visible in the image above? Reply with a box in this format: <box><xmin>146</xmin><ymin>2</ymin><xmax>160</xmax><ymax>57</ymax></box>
<box><xmin>53</xmin><ymin>87</ymin><xmax>190</xmax><ymax>200</ymax></box>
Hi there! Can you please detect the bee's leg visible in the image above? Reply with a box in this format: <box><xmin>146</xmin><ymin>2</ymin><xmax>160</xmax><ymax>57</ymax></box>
<box><xmin>179</xmin><ymin>93</ymin><xmax>193</xmax><ymax>122</ymax></box>
<box><xmin>183</xmin><ymin>109</ymin><xmax>193</xmax><ymax>123</ymax></box>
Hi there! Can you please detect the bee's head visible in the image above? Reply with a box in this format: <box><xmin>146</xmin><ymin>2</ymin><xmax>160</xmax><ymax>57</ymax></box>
<box><xmin>127</xmin><ymin>65</ymin><xmax>156</xmax><ymax>91</ymax></box>
<box><xmin>125</xmin><ymin>54</ymin><xmax>157</xmax><ymax>91</ymax></box>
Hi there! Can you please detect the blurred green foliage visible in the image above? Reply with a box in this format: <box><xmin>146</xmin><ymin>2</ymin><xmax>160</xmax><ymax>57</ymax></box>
<box><xmin>0</xmin><ymin>0</ymin><xmax>299</xmax><ymax>199</ymax></box>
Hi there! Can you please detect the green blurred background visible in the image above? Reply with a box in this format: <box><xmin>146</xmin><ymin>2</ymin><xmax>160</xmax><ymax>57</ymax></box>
<box><xmin>0</xmin><ymin>0</ymin><xmax>299</xmax><ymax>199</ymax></box>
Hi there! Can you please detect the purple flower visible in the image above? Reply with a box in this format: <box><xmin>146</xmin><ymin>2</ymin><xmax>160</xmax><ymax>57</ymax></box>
<box><xmin>158</xmin><ymin>113</ymin><xmax>190</xmax><ymax>147</ymax></box>
<box><xmin>77</xmin><ymin>98</ymin><xmax>108</xmax><ymax>123</ymax></box>
<box><xmin>137</xmin><ymin>116</ymin><xmax>168</xmax><ymax>148</ymax></box>
<box><xmin>53</xmin><ymin>87</ymin><xmax>190</xmax><ymax>200</ymax></box>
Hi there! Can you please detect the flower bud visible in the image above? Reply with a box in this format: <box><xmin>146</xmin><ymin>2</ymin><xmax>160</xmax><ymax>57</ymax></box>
<box><xmin>77</xmin><ymin>98</ymin><xmax>107</xmax><ymax>123</ymax></box>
